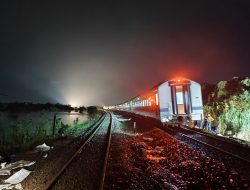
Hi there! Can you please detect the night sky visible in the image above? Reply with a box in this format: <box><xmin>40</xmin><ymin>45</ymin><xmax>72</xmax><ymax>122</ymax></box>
<box><xmin>1</xmin><ymin>1</ymin><xmax>250</xmax><ymax>106</ymax></box>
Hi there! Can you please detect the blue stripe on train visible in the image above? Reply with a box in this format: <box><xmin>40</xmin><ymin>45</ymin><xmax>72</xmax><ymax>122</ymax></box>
<box><xmin>160</xmin><ymin>108</ymin><xmax>169</xmax><ymax>112</ymax></box>
<box><xmin>192</xmin><ymin>106</ymin><xmax>202</xmax><ymax>110</ymax></box>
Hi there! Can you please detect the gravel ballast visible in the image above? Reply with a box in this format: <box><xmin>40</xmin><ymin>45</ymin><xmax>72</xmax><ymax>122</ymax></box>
<box><xmin>104</xmin><ymin>111</ymin><xmax>249</xmax><ymax>189</ymax></box>
<box><xmin>1</xmin><ymin>111</ymin><xmax>249</xmax><ymax>189</ymax></box>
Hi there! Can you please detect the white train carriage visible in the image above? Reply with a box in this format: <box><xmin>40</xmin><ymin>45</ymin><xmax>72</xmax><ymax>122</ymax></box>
<box><xmin>158</xmin><ymin>79</ymin><xmax>203</xmax><ymax>123</ymax></box>
<box><xmin>115</xmin><ymin>78</ymin><xmax>204</xmax><ymax>125</ymax></box>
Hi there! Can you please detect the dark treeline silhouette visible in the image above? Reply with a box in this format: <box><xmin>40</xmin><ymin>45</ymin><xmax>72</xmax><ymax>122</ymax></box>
<box><xmin>201</xmin><ymin>76</ymin><xmax>249</xmax><ymax>105</ymax></box>
<box><xmin>78</xmin><ymin>106</ymin><xmax>87</xmax><ymax>113</ymax></box>
<box><xmin>201</xmin><ymin>82</ymin><xmax>217</xmax><ymax>105</ymax></box>
<box><xmin>0</xmin><ymin>102</ymin><xmax>74</xmax><ymax>113</ymax></box>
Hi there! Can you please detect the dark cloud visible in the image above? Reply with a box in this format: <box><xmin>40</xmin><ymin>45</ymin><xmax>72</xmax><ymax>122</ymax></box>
<box><xmin>0</xmin><ymin>0</ymin><xmax>250</xmax><ymax>106</ymax></box>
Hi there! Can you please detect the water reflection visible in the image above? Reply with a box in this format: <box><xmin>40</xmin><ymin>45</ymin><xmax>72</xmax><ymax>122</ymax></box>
<box><xmin>0</xmin><ymin>111</ymin><xmax>88</xmax><ymax>156</ymax></box>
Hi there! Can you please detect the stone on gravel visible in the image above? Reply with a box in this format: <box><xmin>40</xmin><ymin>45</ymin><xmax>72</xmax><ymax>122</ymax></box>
<box><xmin>155</xmin><ymin>146</ymin><xmax>164</xmax><ymax>153</ymax></box>
<box><xmin>138</xmin><ymin>142</ymin><xmax>148</xmax><ymax>148</ymax></box>
<box><xmin>163</xmin><ymin>181</ymin><xmax>178</xmax><ymax>190</ymax></box>
<box><xmin>143</xmin><ymin>137</ymin><xmax>153</xmax><ymax>142</ymax></box>
<box><xmin>146</xmin><ymin>155</ymin><xmax>166</xmax><ymax>163</ymax></box>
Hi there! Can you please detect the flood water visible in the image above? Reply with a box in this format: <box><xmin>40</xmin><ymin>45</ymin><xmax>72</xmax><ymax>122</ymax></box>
<box><xmin>0</xmin><ymin>111</ymin><xmax>88</xmax><ymax>156</ymax></box>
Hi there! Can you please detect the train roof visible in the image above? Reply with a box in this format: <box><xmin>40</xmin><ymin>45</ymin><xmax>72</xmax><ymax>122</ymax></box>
<box><xmin>116</xmin><ymin>78</ymin><xmax>197</xmax><ymax>106</ymax></box>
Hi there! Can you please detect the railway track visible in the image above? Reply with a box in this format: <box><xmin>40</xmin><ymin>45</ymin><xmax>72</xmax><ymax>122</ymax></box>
<box><xmin>115</xmin><ymin>110</ymin><xmax>250</xmax><ymax>164</ymax></box>
<box><xmin>185</xmin><ymin>127</ymin><xmax>250</xmax><ymax>148</ymax></box>
<box><xmin>162</xmin><ymin>124</ymin><xmax>250</xmax><ymax>181</ymax></box>
<box><xmin>45</xmin><ymin>111</ymin><xmax>113</xmax><ymax>190</ymax></box>
<box><xmin>165</xmin><ymin>125</ymin><xmax>250</xmax><ymax>164</ymax></box>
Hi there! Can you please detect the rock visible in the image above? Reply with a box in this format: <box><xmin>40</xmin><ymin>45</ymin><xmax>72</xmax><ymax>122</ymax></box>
<box><xmin>155</xmin><ymin>146</ymin><xmax>164</xmax><ymax>152</ymax></box>
<box><xmin>138</xmin><ymin>142</ymin><xmax>148</xmax><ymax>147</ymax></box>
<box><xmin>142</xmin><ymin>137</ymin><xmax>153</xmax><ymax>142</ymax></box>
<box><xmin>163</xmin><ymin>181</ymin><xmax>178</xmax><ymax>190</ymax></box>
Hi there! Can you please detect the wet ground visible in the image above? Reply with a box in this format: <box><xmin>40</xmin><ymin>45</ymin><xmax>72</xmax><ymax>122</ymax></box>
<box><xmin>105</xmin><ymin>111</ymin><xmax>249</xmax><ymax>189</ymax></box>
<box><xmin>0</xmin><ymin>111</ymin><xmax>249</xmax><ymax>190</ymax></box>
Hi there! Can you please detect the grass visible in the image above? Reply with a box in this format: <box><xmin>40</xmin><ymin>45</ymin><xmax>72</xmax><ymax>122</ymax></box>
<box><xmin>0</xmin><ymin>112</ymin><xmax>100</xmax><ymax>157</ymax></box>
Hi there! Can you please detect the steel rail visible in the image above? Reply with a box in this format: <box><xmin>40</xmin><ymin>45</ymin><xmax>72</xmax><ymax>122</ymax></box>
<box><xmin>181</xmin><ymin>126</ymin><xmax>250</xmax><ymax>149</ymax></box>
<box><xmin>162</xmin><ymin>124</ymin><xmax>250</xmax><ymax>164</ymax></box>
<box><xmin>181</xmin><ymin>133</ymin><xmax>250</xmax><ymax>164</ymax></box>
<box><xmin>45</xmin><ymin>112</ymin><xmax>108</xmax><ymax>190</ymax></box>
<box><xmin>115</xmin><ymin>111</ymin><xmax>250</xmax><ymax>164</ymax></box>
<box><xmin>99</xmin><ymin>112</ymin><xmax>113</xmax><ymax>190</ymax></box>
<box><xmin>116</xmin><ymin>111</ymin><xmax>250</xmax><ymax>164</ymax></box>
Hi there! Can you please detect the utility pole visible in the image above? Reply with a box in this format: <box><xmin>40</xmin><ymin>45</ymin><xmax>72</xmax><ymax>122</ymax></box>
<box><xmin>52</xmin><ymin>113</ymin><xmax>56</xmax><ymax>136</ymax></box>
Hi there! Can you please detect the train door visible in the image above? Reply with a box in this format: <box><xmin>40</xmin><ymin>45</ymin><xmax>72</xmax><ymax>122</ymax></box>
<box><xmin>171</xmin><ymin>84</ymin><xmax>191</xmax><ymax>115</ymax></box>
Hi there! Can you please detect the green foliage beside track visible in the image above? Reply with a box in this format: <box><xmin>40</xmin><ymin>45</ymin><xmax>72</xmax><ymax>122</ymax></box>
<box><xmin>202</xmin><ymin>77</ymin><xmax>250</xmax><ymax>141</ymax></box>
<box><xmin>0</xmin><ymin>111</ymin><xmax>100</xmax><ymax>156</ymax></box>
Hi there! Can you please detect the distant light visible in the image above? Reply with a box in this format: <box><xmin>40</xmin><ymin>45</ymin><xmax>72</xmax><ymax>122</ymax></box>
<box><xmin>177</xmin><ymin>79</ymin><xmax>181</xmax><ymax>82</ymax></box>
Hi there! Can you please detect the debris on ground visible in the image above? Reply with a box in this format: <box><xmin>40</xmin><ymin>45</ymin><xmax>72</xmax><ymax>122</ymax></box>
<box><xmin>0</xmin><ymin>184</ymin><xmax>10</xmax><ymax>190</ymax></box>
<box><xmin>1</xmin><ymin>163</ymin><xmax>6</xmax><ymax>169</ymax></box>
<box><xmin>4</xmin><ymin>168</ymin><xmax>31</xmax><ymax>184</ymax></box>
<box><xmin>0</xmin><ymin>159</ymin><xmax>35</xmax><ymax>189</ymax></box>
<box><xmin>0</xmin><ymin>183</ymin><xmax>22</xmax><ymax>190</ymax></box>
<box><xmin>114</xmin><ymin>114</ymin><xmax>131</xmax><ymax>122</ymax></box>
<box><xmin>0</xmin><ymin>160</ymin><xmax>35</xmax><ymax>176</ymax></box>
<box><xmin>35</xmin><ymin>143</ymin><xmax>51</xmax><ymax>152</ymax></box>
<box><xmin>0</xmin><ymin>168</ymin><xmax>32</xmax><ymax>189</ymax></box>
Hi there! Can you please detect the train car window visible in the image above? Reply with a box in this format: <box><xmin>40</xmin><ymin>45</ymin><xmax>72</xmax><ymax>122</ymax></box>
<box><xmin>183</xmin><ymin>85</ymin><xmax>192</xmax><ymax>114</ymax></box>
<box><xmin>176</xmin><ymin>86</ymin><xmax>184</xmax><ymax>104</ymax></box>
<box><xmin>175</xmin><ymin>86</ymin><xmax>185</xmax><ymax>114</ymax></box>
<box><xmin>155</xmin><ymin>93</ymin><xmax>159</xmax><ymax>106</ymax></box>
<box><xmin>171</xmin><ymin>86</ymin><xmax>177</xmax><ymax>114</ymax></box>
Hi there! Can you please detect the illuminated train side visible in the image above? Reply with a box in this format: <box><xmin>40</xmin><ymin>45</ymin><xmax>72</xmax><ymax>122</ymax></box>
<box><xmin>115</xmin><ymin>79</ymin><xmax>204</xmax><ymax>125</ymax></box>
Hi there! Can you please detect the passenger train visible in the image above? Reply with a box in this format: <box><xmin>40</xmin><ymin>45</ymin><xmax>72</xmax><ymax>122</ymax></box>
<box><xmin>113</xmin><ymin>78</ymin><xmax>204</xmax><ymax>125</ymax></box>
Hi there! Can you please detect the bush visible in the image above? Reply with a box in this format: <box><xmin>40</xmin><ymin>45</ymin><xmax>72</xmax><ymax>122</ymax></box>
<box><xmin>87</xmin><ymin>106</ymin><xmax>98</xmax><ymax>119</ymax></box>
<box><xmin>202</xmin><ymin>77</ymin><xmax>250</xmax><ymax>141</ymax></box>
<box><xmin>218</xmin><ymin>92</ymin><xmax>250</xmax><ymax>140</ymax></box>
<box><xmin>78</xmin><ymin>106</ymin><xmax>86</xmax><ymax>113</ymax></box>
